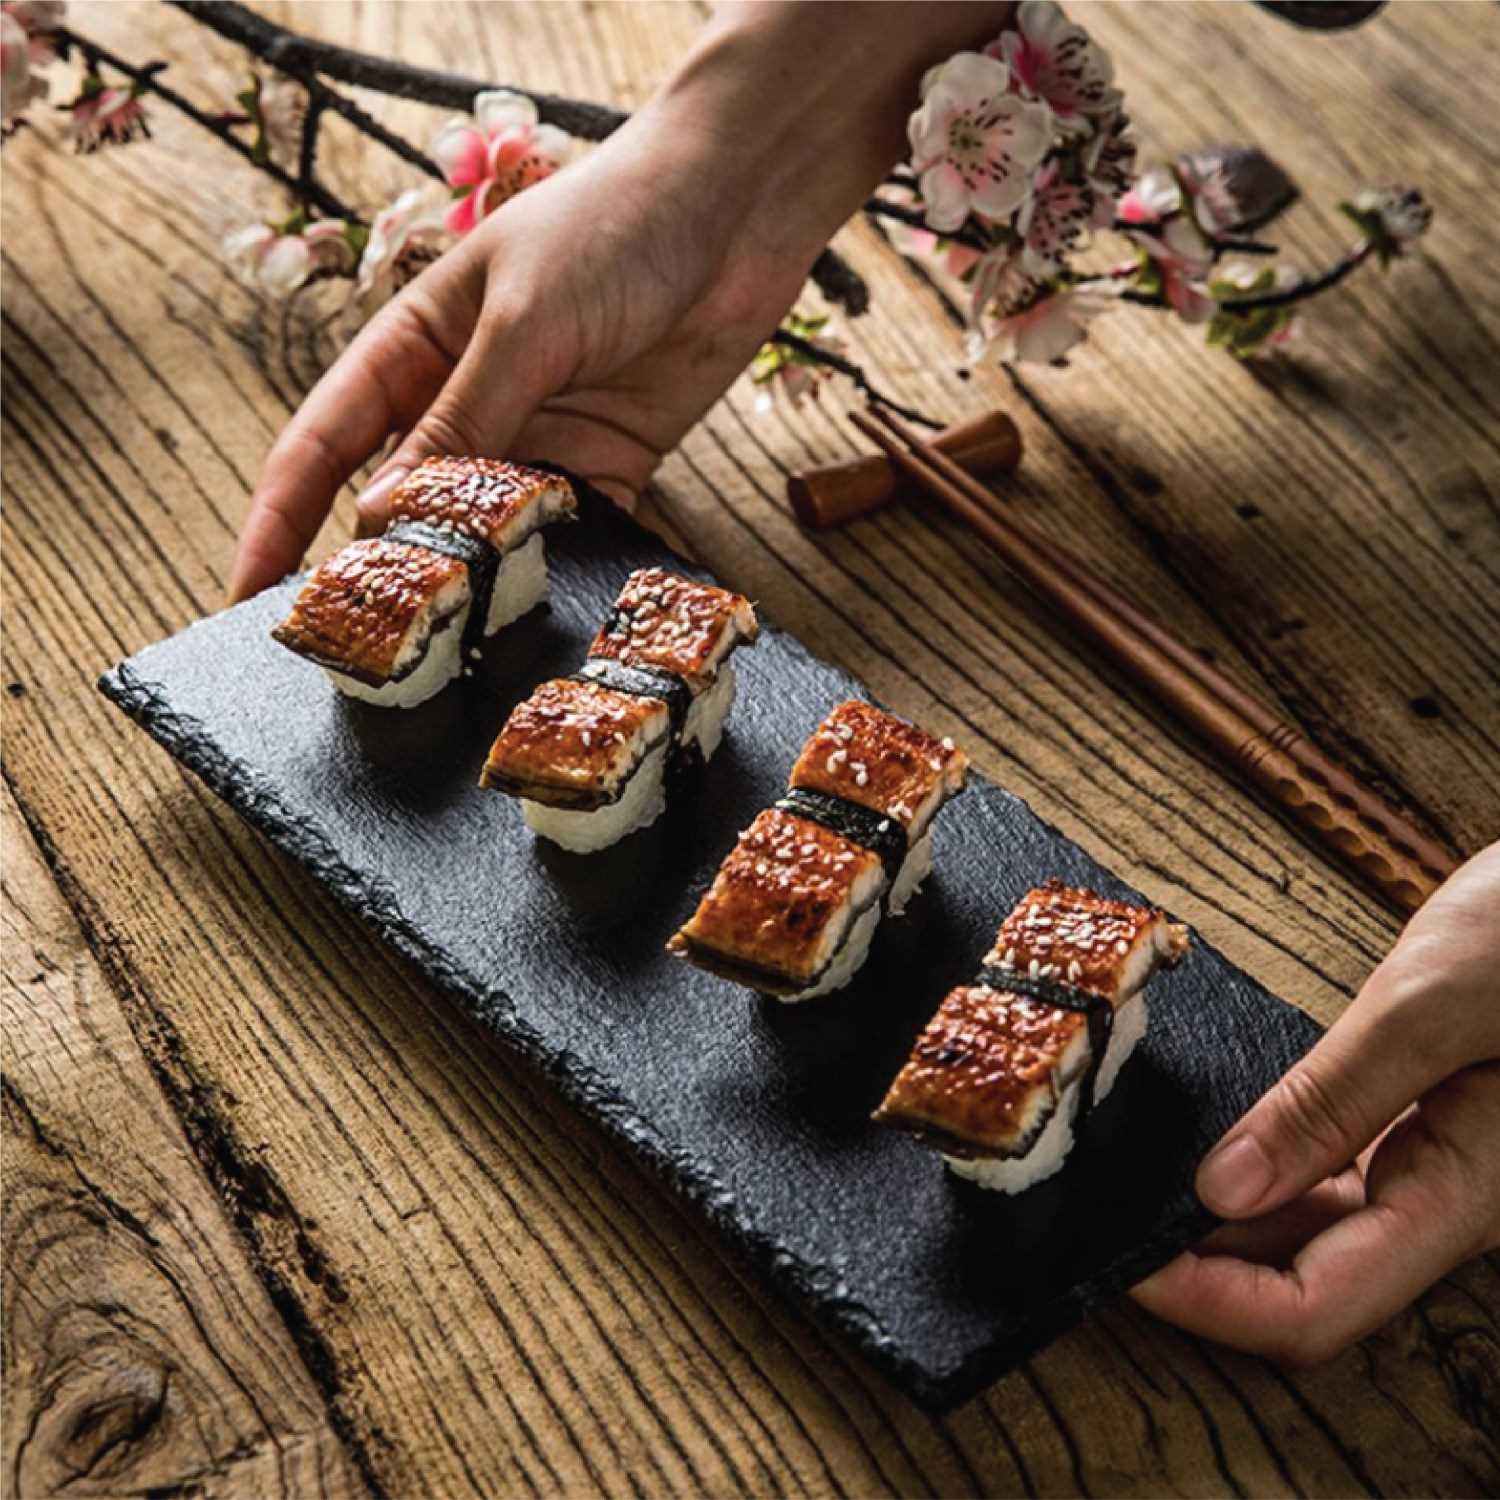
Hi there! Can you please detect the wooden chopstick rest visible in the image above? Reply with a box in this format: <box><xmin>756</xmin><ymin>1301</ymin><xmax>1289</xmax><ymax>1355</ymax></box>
<box><xmin>850</xmin><ymin>405</ymin><xmax>1456</xmax><ymax>916</ymax></box>
<box><xmin>788</xmin><ymin>408</ymin><xmax>1021</xmax><ymax>530</ymax></box>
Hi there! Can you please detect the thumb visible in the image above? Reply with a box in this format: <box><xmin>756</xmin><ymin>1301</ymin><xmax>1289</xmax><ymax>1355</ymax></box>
<box><xmin>354</xmin><ymin>301</ymin><xmax>557</xmax><ymax>533</ymax></box>
<box><xmin>1195</xmin><ymin>970</ymin><xmax>1469</xmax><ymax>1221</ymax></box>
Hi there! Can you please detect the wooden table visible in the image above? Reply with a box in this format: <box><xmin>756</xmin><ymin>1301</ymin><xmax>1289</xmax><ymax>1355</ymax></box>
<box><xmin>5</xmin><ymin>3</ymin><xmax>1497</xmax><ymax>1494</ymax></box>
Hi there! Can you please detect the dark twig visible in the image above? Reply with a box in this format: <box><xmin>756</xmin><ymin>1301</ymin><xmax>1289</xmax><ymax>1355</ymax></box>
<box><xmin>170</xmin><ymin>0</ymin><xmax>630</xmax><ymax>138</ymax></box>
<box><xmin>864</xmin><ymin>197</ymin><xmax>990</xmax><ymax>253</ymax></box>
<box><xmin>771</xmin><ymin>330</ymin><xmax>941</xmax><ymax>429</ymax></box>
<box><xmin>291</xmin><ymin>68</ymin><xmax>443</xmax><ymax>181</ymax></box>
<box><xmin>55</xmin><ymin>24</ymin><xmax>355</xmax><ymax>219</ymax></box>
<box><xmin>1114</xmin><ymin>239</ymin><xmax>1374</xmax><ymax>310</ymax></box>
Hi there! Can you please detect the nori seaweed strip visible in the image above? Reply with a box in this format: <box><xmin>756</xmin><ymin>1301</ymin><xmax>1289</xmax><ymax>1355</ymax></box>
<box><xmin>774</xmin><ymin>787</ymin><xmax>907</xmax><ymax>885</ymax></box>
<box><xmin>571</xmin><ymin>658</ymin><xmax>693</xmax><ymax>738</ymax></box>
<box><xmin>384</xmin><ymin>520</ymin><xmax>499</xmax><ymax>652</ymax></box>
<box><xmin>975</xmin><ymin>965</ymin><xmax>1115</xmax><ymax>1123</ymax></box>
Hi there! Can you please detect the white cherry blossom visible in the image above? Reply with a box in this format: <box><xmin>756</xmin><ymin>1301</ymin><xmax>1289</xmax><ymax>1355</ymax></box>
<box><xmin>907</xmin><ymin>52</ymin><xmax>1052</xmax><ymax>232</ymax></box>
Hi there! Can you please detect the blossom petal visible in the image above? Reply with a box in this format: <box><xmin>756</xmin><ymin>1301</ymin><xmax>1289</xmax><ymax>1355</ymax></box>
<box><xmin>1017</xmin><ymin>0</ymin><xmax>1071</xmax><ymax>48</ymax></box>
<box><xmin>969</xmin><ymin>162</ymin><xmax>1033</xmax><ymax>223</ymax></box>
<box><xmin>531</xmin><ymin>122</ymin><xmax>573</xmax><ymax>166</ymax></box>
<box><xmin>259</xmin><ymin>236</ymin><xmax>313</xmax><ymax>297</ymax></box>
<box><xmin>1001</xmin><ymin>95</ymin><xmax>1057</xmax><ymax>167</ymax></box>
<box><xmin>918</xmin><ymin>163</ymin><xmax>972</xmax><ymax>234</ymax></box>
<box><xmin>222</xmin><ymin>223</ymin><xmax>275</xmax><ymax>281</ymax></box>
<box><xmin>473</xmin><ymin>88</ymin><xmax>539</xmax><ymax>136</ymax></box>
<box><xmin>906</xmin><ymin>95</ymin><xmax>946</xmax><ymax>165</ymax></box>
<box><xmin>430</xmin><ymin>120</ymin><xmax>487</xmax><ymax>186</ymax></box>
<box><xmin>444</xmin><ymin>188</ymin><xmax>484</xmax><ymax>238</ymax></box>
<box><xmin>925</xmin><ymin>50</ymin><xmax>1012</xmax><ymax>111</ymax></box>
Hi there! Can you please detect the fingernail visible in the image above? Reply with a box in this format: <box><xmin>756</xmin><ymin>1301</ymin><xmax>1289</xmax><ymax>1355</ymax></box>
<box><xmin>356</xmin><ymin>465</ymin><xmax>409</xmax><ymax>527</ymax></box>
<box><xmin>1196</xmin><ymin>1134</ymin><xmax>1276</xmax><ymax>1217</ymax></box>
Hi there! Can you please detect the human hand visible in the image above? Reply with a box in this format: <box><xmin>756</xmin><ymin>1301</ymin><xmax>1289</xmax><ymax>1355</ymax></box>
<box><xmin>228</xmin><ymin>2</ymin><xmax>1015</xmax><ymax>601</ymax></box>
<box><xmin>1131</xmin><ymin>841</ymin><xmax>1500</xmax><ymax>1364</ymax></box>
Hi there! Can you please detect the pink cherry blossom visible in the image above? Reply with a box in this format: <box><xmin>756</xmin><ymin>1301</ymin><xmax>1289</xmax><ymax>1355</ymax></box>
<box><xmin>991</xmin><ymin>0</ymin><xmax>1120</xmax><ymax>132</ymax></box>
<box><xmin>1016</xmin><ymin>160</ymin><xmax>1095</xmax><ymax>274</ymax></box>
<box><xmin>357</xmin><ymin>186</ymin><xmax>450</xmax><ymax>297</ymax></box>
<box><xmin>67</xmin><ymin>83</ymin><xmax>149</xmax><ymax>151</ymax></box>
<box><xmin>907</xmin><ymin>52</ymin><xmax>1052</xmax><ymax>232</ymax></box>
<box><xmin>430</xmin><ymin>89</ymin><xmax>571</xmax><ymax>237</ymax></box>
<box><xmin>224</xmin><ymin>218</ymin><xmax>354</xmax><ymax>298</ymax></box>
<box><xmin>1117</xmin><ymin>165</ymin><xmax>1181</xmax><ymax>226</ymax></box>
<box><xmin>993</xmin><ymin>285</ymin><xmax>1114</xmax><ymax>362</ymax></box>
<box><xmin>967</xmin><ymin>250</ymin><xmax>1116</xmax><ymax>363</ymax></box>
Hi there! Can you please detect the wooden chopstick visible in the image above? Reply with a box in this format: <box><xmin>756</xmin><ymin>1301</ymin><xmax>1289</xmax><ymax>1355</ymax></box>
<box><xmin>850</xmin><ymin>405</ymin><xmax>1457</xmax><ymax>916</ymax></box>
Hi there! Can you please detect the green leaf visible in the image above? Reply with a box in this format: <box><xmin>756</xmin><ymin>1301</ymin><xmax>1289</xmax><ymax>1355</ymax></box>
<box><xmin>1209</xmin><ymin>265</ymin><xmax>1276</xmax><ymax>299</ymax></box>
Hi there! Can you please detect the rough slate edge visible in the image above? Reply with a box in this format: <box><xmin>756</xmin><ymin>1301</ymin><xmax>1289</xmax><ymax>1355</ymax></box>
<box><xmin>97</xmin><ymin>485</ymin><xmax>1322</xmax><ymax>1412</ymax></box>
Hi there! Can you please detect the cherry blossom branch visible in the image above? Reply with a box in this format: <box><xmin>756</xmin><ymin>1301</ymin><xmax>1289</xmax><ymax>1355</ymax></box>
<box><xmin>1112</xmin><ymin>239</ymin><xmax>1374</xmax><ymax>311</ymax></box>
<box><xmin>56</xmin><ymin>9</ymin><xmax>889</xmax><ymax>402</ymax></box>
<box><xmin>166</xmin><ymin>0</ymin><xmax>868</xmax><ymax>315</ymax></box>
<box><xmin>864</xmin><ymin>195</ymin><xmax>1281</xmax><ymax>258</ymax></box>
<box><xmin>57</xmin><ymin>24</ymin><xmax>356</xmax><ymax>220</ymax></box>
<box><xmin>169</xmin><ymin>0</ymin><xmax>631</xmax><ymax>138</ymax></box>
<box><xmin>770</xmin><ymin>330</ymin><xmax>941</xmax><ymax>429</ymax></box>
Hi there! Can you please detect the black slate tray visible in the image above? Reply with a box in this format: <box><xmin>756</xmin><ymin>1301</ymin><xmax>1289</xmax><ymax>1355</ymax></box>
<box><xmin>99</xmin><ymin>488</ymin><xmax>1323</xmax><ymax>1411</ymax></box>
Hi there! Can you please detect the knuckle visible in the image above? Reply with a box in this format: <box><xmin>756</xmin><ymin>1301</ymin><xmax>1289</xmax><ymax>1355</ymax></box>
<box><xmin>414</xmin><ymin>402</ymin><xmax>487</xmax><ymax>460</ymax></box>
<box><xmin>1266</xmin><ymin>1066</ymin><xmax>1360</xmax><ymax>1162</ymax></box>
<box><xmin>381</xmin><ymin>287</ymin><xmax>468</xmax><ymax>369</ymax></box>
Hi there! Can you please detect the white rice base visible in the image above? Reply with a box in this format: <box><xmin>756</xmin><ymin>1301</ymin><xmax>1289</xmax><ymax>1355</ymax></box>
<box><xmin>946</xmin><ymin>993</ymin><xmax>1149</xmax><ymax>1194</ymax></box>
<box><xmin>681</xmin><ymin>665</ymin><xmax>737</xmax><ymax>762</ymax></box>
<box><xmin>326</xmin><ymin>569</ymin><xmax>470</xmax><ymax>709</ymax></box>
<box><xmin>522</xmin><ymin>740</ymin><xmax>668</xmax><ymax>852</ymax></box>
<box><xmin>485</xmin><ymin>532</ymin><xmax>549</xmax><ymax>634</ymax></box>
<box><xmin>885</xmin><ymin>831</ymin><xmax>932</xmax><ymax>918</ymax></box>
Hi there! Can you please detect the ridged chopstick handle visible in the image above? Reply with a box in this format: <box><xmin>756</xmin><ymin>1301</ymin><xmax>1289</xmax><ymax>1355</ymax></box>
<box><xmin>1236</xmin><ymin>724</ymin><xmax>1455</xmax><ymax>914</ymax></box>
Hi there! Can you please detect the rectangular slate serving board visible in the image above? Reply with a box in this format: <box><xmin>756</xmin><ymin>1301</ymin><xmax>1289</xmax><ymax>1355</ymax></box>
<box><xmin>99</xmin><ymin>487</ymin><xmax>1323</xmax><ymax>1411</ymax></box>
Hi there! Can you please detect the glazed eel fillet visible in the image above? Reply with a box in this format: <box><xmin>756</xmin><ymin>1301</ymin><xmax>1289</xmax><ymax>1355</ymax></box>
<box><xmin>874</xmin><ymin>881</ymin><xmax>1189</xmax><ymax>1193</ymax></box>
<box><xmin>272</xmin><ymin>456</ymin><xmax>576</xmax><ymax>708</ymax></box>
<box><xmin>479</xmin><ymin>568</ymin><xmax>758</xmax><ymax>852</ymax></box>
<box><xmin>667</xmin><ymin>700</ymin><xmax>968</xmax><ymax>1001</ymax></box>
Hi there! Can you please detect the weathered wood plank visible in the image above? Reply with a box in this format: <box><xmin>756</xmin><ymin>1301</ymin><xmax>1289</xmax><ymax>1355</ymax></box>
<box><xmin>3</xmin><ymin>2</ymin><xmax>1496</xmax><ymax>1496</ymax></box>
<box><xmin>2</xmin><ymin>786</ymin><xmax>363</xmax><ymax>1498</ymax></box>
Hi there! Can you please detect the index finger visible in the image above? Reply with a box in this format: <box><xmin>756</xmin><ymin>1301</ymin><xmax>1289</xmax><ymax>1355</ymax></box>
<box><xmin>1134</xmin><ymin>1069</ymin><xmax>1500</xmax><ymax>1363</ymax></box>
<box><xmin>228</xmin><ymin>273</ymin><xmax>477</xmax><ymax>602</ymax></box>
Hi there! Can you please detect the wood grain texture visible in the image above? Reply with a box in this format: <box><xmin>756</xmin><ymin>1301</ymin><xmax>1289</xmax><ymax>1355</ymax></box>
<box><xmin>3</xmin><ymin>2</ymin><xmax>1497</xmax><ymax>1495</ymax></box>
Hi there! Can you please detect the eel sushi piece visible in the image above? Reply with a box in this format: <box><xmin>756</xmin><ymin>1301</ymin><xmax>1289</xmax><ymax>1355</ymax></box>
<box><xmin>384</xmin><ymin>456</ymin><xmax>575</xmax><ymax>636</ymax></box>
<box><xmin>270</xmin><ymin>538</ymin><xmax>474</xmax><ymax>709</ymax></box>
<box><xmin>480</xmin><ymin>568</ymin><xmax>758</xmax><ymax>851</ymax></box>
<box><xmin>873</xmin><ymin>881</ymin><xmax>1189</xmax><ymax>1194</ymax></box>
<box><xmin>667</xmin><ymin>700</ymin><xmax>968</xmax><ymax>1001</ymax></box>
<box><xmin>272</xmin><ymin>456</ymin><xmax>576</xmax><ymax>708</ymax></box>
